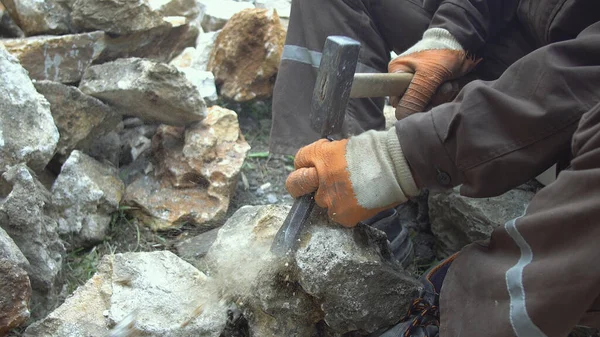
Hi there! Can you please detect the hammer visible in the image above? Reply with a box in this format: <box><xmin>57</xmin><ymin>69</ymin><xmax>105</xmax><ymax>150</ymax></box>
<box><xmin>270</xmin><ymin>36</ymin><xmax>412</xmax><ymax>256</ymax></box>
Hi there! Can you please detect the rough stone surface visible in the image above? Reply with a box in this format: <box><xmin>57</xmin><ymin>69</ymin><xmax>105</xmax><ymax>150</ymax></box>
<box><xmin>0</xmin><ymin>226</ymin><xmax>29</xmax><ymax>271</ymax></box>
<box><xmin>124</xmin><ymin>106</ymin><xmax>250</xmax><ymax>230</ymax></box>
<box><xmin>0</xmin><ymin>165</ymin><xmax>65</xmax><ymax>320</ymax></box>
<box><xmin>71</xmin><ymin>0</ymin><xmax>168</xmax><ymax>35</ymax></box>
<box><xmin>175</xmin><ymin>227</ymin><xmax>220</xmax><ymax>270</ymax></box>
<box><xmin>429</xmin><ymin>187</ymin><xmax>535</xmax><ymax>257</ymax></box>
<box><xmin>24</xmin><ymin>251</ymin><xmax>228</xmax><ymax>337</ymax></box>
<box><xmin>0</xmin><ymin>258</ymin><xmax>31</xmax><ymax>336</ymax></box>
<box><xmin>51</xmin><ymin>151</ymin><xmax>125</xmax><ymax>248</ymax></box>
<box><xmin>192</xmin><ymin>31</ymin><xmax>218</xmax><ymax>71</ymax></box>
<box><xmin>96</xmin><ymin>20</ymin><xmax>199</xmax><ymax>64</ymax></box>
<box><xmin>255</xmin><ymin>0</ymin><xmax>291</xmax><ymax>18</ymax></box>
<box><xmin>0</xmin><ymin>45</ymin><xmax>59</xmax><ymax>176</ymax></box>
<box><xmin>205</xmin><ymin>205</ymin><xmax>421</xmax><ymax>336</ymax></box>
<box><xmin>208</xmin><ymin>8</ymin><xmax>285</xmax><ymax>102</ymax></box>
<box><xmin>86</xmin><ymin>131</ymin><xmax>122</xmax><ymax>168</ymax></box>
<box><xmin>170</xmin><ymin>51</ymin><xmax>219</xmax><ymax>103</ymax></box>
<box><xmin>2</xmin><ymin>31</ymin><xmax>107</xmax><ymax>83</ymax></box>
<box><xmin>80</xmin><ymin>57</ymin><xmax>207</xmax><ymax>126</ymax></box>
<box><xmin>119</xmin><ymin>123</ymin><xmax>158</xmax><ymax>166</ymax></box>
<box><xmin>33</xmin><ymin>81</ymin><xmax>121</xmax><ymax>160</ymax></box>
<box><xmin>1</xmin><ymin>0</ymin><xmax>70</xmax><ymax>35</ymax></box>
<box><xmin>0</xmin><ymin>2</ymin><xmax>24</xmax><ymax>37</ymax></box>
<box><xmin>198</xmin><ymin>0</ymin><xmax>255</xmax><ymax>32</ymax></box>
<box><xmin>147</xmin><ymin>0</ymin><xmax>201</xmax><ymax>19</ymax></box>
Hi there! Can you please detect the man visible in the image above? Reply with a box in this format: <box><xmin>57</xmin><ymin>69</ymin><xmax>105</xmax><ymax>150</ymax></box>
<box><xmin>276</xmin><ymin>0</ymin><xmax>600</xmax><ymax>336</ymax></box>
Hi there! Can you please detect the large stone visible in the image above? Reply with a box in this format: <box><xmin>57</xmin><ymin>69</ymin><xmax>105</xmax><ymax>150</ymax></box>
<box><xmin>0</xmin><ymin>45</ymin><xmax>59</xmax><ymax>176</ymax></box>
<box><xmin>96</xmin><ymin>18</ymin><xmax>199</xmax><ymax>64</ymax></box>
<box><xmin>255</xmin><ymin>0</ymin><xmax>291</xmax><ymax>18</ymax></box>
<box><xmin>429</xmin><ymin>187</ymin><xmax>535</xmax><ymax>257</ymax></box>
<box><xmin>0</xmin><ymin>258</ymin><xmax>31</xmax><ymax>335</ymax></box>
<box><xmin>80</xmin><ymin>57</ymin><xmax>207</xmax><ymax>126</ymax></box>
<box><xmin>198</xmin><ymin>0</ymin><xmax>255</xmax><ymax>32</ymax></box>
<box><xmin>124</xmin><ymin>106</ymin><xmax>250</xmax><ymax>230</ymax></box>
<box><xmin>170</xmin><ymin>49</ymin><xmax>219</xmax><ymax>103</ymax></box>
<box><xmin>1</xmin><ymin>0</ymin><xmax>70</xmax><ymax>36</ymax></box>
<box><xmin>0</xmin><ymin>226</ymin><xmax>28</xmax><ymax>271</ymax></box>
<box><xmin>0</xmin><ymin>165</ymin><xmax>65</xmax><ymax>320</ymax></box>
<box><xmin>192</xmin><ymin>31</ymin><xmax>218</xmax><ymax>71</ymax></box>
<box><xmin>2</xmin><ymin>31</ymin><xmax>107</xmax><ymax>83</ymax></box>
<box><xmin>208</xmin><ymin>8</ymin><xmax>285</xmax><ymax>102</ymax></box>
<box><xmin>0</xmin><ymin>2</ymin><xmax>24</xmax><ymax>38</ymax></box>
<box><xmin>205</xmin><ymin>205</ymin><xmax>421</xmax><ymax>336</ymax></box>
<box><xmin>24</xmin><ymin>251</ymin><xmax>228</xmax><ymax>337</ymax></box>
<box><xmin>147</xmin><ymin>0</ymin><xmax>201</xmax><ymax>19</ymax></box>
<box><xmin>34</xmin><ymin>81</ymin><xmax>121</xmax><ymax>160</ymax></box>
<box><xmin>51</xmin><ymin>151</ymin><xmax>125</xmax><ymax>248</ymax></box>
<box><xmin>71</xmin><ymin>0</ymin><xmax>168</xmax><ymax>35</ymax></box>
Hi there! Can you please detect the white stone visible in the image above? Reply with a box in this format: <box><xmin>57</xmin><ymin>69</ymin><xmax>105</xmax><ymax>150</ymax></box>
<box><xmin>198</xmin><ymin>0</ymin><xmax>255</xmax><ymax>32</ymax></box>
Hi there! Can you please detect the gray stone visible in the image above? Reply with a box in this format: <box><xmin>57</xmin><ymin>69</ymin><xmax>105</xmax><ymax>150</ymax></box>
<box><xmin>1</xmin><ymin>0</ymin><xmax>70</xmax><ymax>35</ymax></box>
<box><xmin>174</xmin><ymin>227</ymin><xmax>220</xmax><ymax>269</ymax></box>
<box><xmin>0</xmin><ymin>2</ymin><xmax>24</xmax><ymax>37</ymax></box>
<box><xmin>0</xmin><ymin>165</ymin><xmax>65</xmax><ymax>320</ymax></box>
<box><xmin>119</xmin><ymin>124</ymin><xmax>158</xmax><ymax>165</ymax></box>
<box><xmin>33</xmin><ymin>81</ymin><xmax>122</xmax><ymax>160</ymax></box>
<box><xmin>0</xmin><ymin>226</ymin><xmax>29</xmax><ymax>271</ymax></box>
<box><xmin>205</xmin><ymin>205</ymin><xmax>421</xmax><ymax>336</ymax></box>
<box><xmin>51</xmin><ymin>151</ymin><xmax>125</xmax><ymax>248</ymax></box>
<box><xmin>0</xmin><ymin>45</ymin><xmax>59</xmax><ymax>176</ymax></box>
<box><xmin>147</xmin><ymin>0</ymin><xmax>201</xmax><ymax>19</ymax></box>
<box><xmin>71</xmin><ymin>0</ymin><xmax>168</xmax><ymax>35</ymax></box>
<box><xmin>192</xmin><ymin>31</ymin><xmax>219</xmax><ymax>71</ymax></box>
<box><xmin>198</xmin><ymin>0</ymin><xmax>255</xmax><ymax>32</ymax></box>
<box><xmin>86</xmin><ymin>131</ymin><xmax>122</xmax><ymax>167</ymax></box>
<box><xmin>429</xmin><ymin>186</ymin><xmax>535</xmax><ymax>257</ymax></box>
<box><xmin>24</xmin><ymin>251</ymin><xmax>228</xmax><ymax>337</ymax></box>
<box><xmin>80</xmin><ymin>58</ymin><xmax>207</xmax><ymax>126</ymax></box>
<box><xmin>2</xmin><ymin>31</ymin><xmax>107</xmax><ymax>83</ymax></box>
<box><xmin>255</xmin><ymin>0</ymin><xmax>291</xmax><ymax>18</ymax></box>
<box><xmin>96</xmin><ymin>18</ymin><xmax>199</xmax><ymax>64</ymax></box>
<box><xmin>0</xmin><ymin>258</ymin><xmax>31</xmax><ymax>335</ymax></box>
<box><xmin>174</xmin><ymin>66</ymin><xmax>219</xmax><ymax>104</ymax></box>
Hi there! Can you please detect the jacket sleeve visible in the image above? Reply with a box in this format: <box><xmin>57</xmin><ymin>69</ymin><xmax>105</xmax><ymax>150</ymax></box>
<box><xmin>395</xmin><ymin>21</ymin><xmax>600</xmax><ymax>198</ymax></box>
<box><xmin>428</xmin><ymin>0</ymin><xmax>520</xmax><ymax>52</ymax></box>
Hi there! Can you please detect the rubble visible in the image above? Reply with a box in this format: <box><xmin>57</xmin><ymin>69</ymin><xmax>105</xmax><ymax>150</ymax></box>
<box><xmin>33</xmin><ymin>81</ymin><xmax>121</xmax><ymax>160</ymax></box>
<box><xmin>429</xmin><ymin>186</ymin><xmax>535</xmax><ymax>257</ymax></box>
<box><xmin>198</xmin><ymin>0</ymin><xmax>255</xmax><ymax>32</ymax></box>
<box><xmin>170</xmin><ymin>51</ymin><xmax>219</xmax><ymax>103</ymax></box>
<box><xmin>24</xmin><ymin>251</ymin><xmax>228</xmax><ymax>337</ymax></box>
<box><xmin>208</xmin><ymin>8</ymin><xmax>286</xmax><ymax>102</ymax></box>
<box><xmin>0</xmin><ymin>45</ymin><xmax>59</xmax><ymax>177</ymax></box>
<box><xmin>147</xmin><ymin>0</ymin><xmax>201</xmax><ymax>19</ymax></box>
<box><xmin>0</xmin><ymin>2</ymin><xmax>24</xmax><ymax>37</ymax></box>
<box><xmin>50</xmin><ymin>151</ymin><xmax>125</xmax><ymax>248</ymax></box>
<box><xmin>79</xmin><ymin>57</ymin><xmax>207</xmax><ymax>126</ymax></box>
<box><xmin>2</xmin><ymin>31</ymin><xmax>106</xmax><ymax>83</ymax></box>
<box><xmin>192</xmin><ymin>31</ymin><xmax>219</xmax><ymax>70</ymax></box>
<box><xmin>0</xmin><ymin>259</ymin><xmax>31</xmax><ymax>336</ymax></box>
<box><xmin>1</xmin><ymin>0</ymin><xmax>70</xmax><ymax>36</ymax></box>
<box><xmin>124</xmin><ymin>106</ymin><xmax>250</xmax><ymax>230</ymax></box>
<box><xmin>0</xmin><ymin>227</ymin><xmax>29</xmax><ymax>271</ymax></box>
<box><xmin>0</xmin><ymin>165</ymin><xmax>66</xmax><ymax>320</ymax></box>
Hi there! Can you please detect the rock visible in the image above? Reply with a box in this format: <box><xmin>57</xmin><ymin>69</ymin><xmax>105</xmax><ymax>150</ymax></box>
<box><xmin>0</xmin><ymin>258</ymin><xmax>31</xmax><ymax>335</ymax></box>
<box><xmin>1</xmin><ymin>0</ymin><xmax>70</xmax><ymax>36</ymax></box>
<box><xmin>170</xmin><ymin>48</ymin><xmax>218</xmax><ymax>103</ymax></box>
<box><xmin>0</xmin><ymin>165</ymin><xmax>65</xmax><ymax>319</ymax></box>
<box><xmin>192</xmin><ymin>31</ymin><xmax>219</xmax><ymax>71</ymax></box>
<box><xmin>86</xmin><ymin>131</ymin><xmax>122</xmax><ymax>168</ymax></box>
<box><xmin>80</xmin><ymin>58</ymin><xmax>208</xmax><ymax>126</ymax></box>
<box><xmin>0</xmin><ymin>45</ymin><xmax>59</xmax><ymax>176</ymax></box>
<box><xmin>119</xmin><ymin>124</ymin><xmax>158</xmax><ymax>165</ymax></box>
<box><xmin>96</xmin><ymin>18</ymin><xmax>199</xmax><ymax>64</ymax></box>
<box><xmin>2</xmin><ymin>31</ymin><xmax>107</xmax><ymax>84</ymax></box>
<box><xmin>255</xmin><ymin>0</ymin><xmax>291</xmax><ymax>18</ymax></box>
<box><xmin>198</xmin><ymin>0</ymin><xmax>255</xmax><ymax>32</ymax></box>
<box><xmin>429</xmin><ymin>187</ymin><xmax>535</xmax><ymax>257</ymax></box>
<box><xmin>147</xmin><ymin>0</ymin><xmax>201</xmax><ymax>19</ymax></box>
<box><xmin>125</xmin><ymin>106</ymin><xmax>250</xmax><ymax>230</ymax></box>
<box><xmin>0</xmin><ymin>226</ymin><xmax>29</xmax><ymax>271</ymax></box>
<box><xmin>51</xmin><ymin>151</ymin><xmax>125</xmax><ymax>248</ymax></box>
<box><xmin>0</xmin><ymin>2</ymin><xmax>24</xmax><ymax>37</ymax></box>
<box><xmin>208</xmin><ymin>8</ymin><xmax>285</xmax><ymax>102</ymax></box>
<box><xmin>71</xmin><ymin>0</ymin><xmax>168</xmax><ymax>35</ymax></box>
<box><xmin>205</xmin><ymin>205</ymin><xmax>421</xmax><ymax>336</ymax></box>
<box><xmin>24</xmin><ymin>251</ymin><xmax>228</xmax><ymax>337</ymax></box>
<box><xmin>33</xmin><ymin>81</ymin><xmax>121</xmax><ymax>160</ymax></box>
<box><xmin>174</xmin><ymin>227</ymin><xmax>220</xmax><ymax>270</ymax></box>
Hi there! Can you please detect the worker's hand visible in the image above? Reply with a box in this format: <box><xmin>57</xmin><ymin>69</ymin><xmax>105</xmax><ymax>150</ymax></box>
<box><xmin>389</xmin><ymin>28</ymin><xmax>480</xmax><ymax>120</ymax></box>
<box><xmin>286</xmin><ymin>129</ymin><xmax>419</xmax><ymax>227</ymax></box>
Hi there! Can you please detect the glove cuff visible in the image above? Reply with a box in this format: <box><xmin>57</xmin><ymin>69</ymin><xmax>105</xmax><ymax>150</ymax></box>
<box><xmin>386</xmin><ymin>128</ymin><xmax>419</xmax><ymax>197</ymax></box>
<box><xmin>400</xmin><ymin>27</ymin><xmax>463</xmax><ymax>56</ymax></box>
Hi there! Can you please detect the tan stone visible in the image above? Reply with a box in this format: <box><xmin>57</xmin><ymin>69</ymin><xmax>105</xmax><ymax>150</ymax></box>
<box><xmin>208</xmin><ymin>8</ymin><xmax>285</xmax><ymax>102</ymax></box>
<box><xmin>2</xmin><ymin>31</ymin><xmax>106</xmax><ymax>84</ymax></box>
<box><xmin>0</xmin><ymin>259</ymin><xmax>31</xmax><ymax>335</ymax></box>
<box><xmin>2</xmin><ymin>0</ymin><xmax>70</xmax><ymax>36</ymax></box>
<box><xmin>124</xmin><ymin>106</ymin><xmax>250</xmax><ymax>230</ymax></box>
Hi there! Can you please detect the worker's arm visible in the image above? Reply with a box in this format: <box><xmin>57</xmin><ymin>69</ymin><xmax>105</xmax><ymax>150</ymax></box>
<box><xmin>397</xmin><ymin>21</ymin><xmax>600</xmax><ymax>198</ymax></box>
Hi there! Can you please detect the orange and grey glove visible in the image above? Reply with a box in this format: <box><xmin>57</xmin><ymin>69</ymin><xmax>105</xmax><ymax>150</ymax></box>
<box><xmin>389</xmin><ymin>27</ymin><xmax>480</xmax><ymax>120</ymax></box>
<box><xmin>285</xmin><ymin>129</ymin><xmax>419</xmax><ymax>227</ymax></box>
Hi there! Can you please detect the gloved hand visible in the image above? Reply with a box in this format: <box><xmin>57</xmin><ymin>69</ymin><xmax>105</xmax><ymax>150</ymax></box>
<box><xmin>389</xmin><ymin>27</ymin><xmax>480</xmax><ymax>120</ymax></box>
<box><xmin>285</xmin><ymin>128</ymin><xmax>419</xmax><ymax>227</ymax></box>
